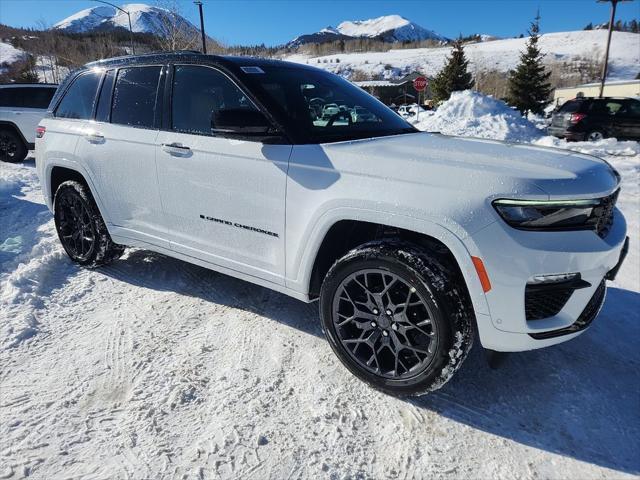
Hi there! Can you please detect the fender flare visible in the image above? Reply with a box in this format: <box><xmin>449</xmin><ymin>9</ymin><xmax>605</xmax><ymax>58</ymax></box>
<box><xmin>0</xmin><ymin>120</ymin><xmax>30</xmax><ymax>148</ymax></box>
<box><xmin>291</xmin><ymin>206</ymin><xmax>491</xmax><ymax>316</ymax></box>
<box><xmin>44</xmin><ymin>159</ymin><xmax>113</xmax><ymax>226</ymax></box>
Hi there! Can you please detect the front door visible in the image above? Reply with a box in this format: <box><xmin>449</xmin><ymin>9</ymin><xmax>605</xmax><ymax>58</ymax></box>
<box><xmin>156</xmin><ymin>64</ymin><xmax>291</xmax><ymax>285</ymax></box>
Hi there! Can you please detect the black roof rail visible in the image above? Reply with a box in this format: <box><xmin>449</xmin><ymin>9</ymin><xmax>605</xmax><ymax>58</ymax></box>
<box><xmin>0</xmin><ymin>82</ymin><xmax>59</xmax><ymax>86</ymax></box>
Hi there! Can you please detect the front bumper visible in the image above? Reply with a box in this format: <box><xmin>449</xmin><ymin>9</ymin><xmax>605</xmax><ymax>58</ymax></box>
<box><xmin>464</xmin><ymin>208</ymin><xmax>627</xmax><ymax>352</ymax></box>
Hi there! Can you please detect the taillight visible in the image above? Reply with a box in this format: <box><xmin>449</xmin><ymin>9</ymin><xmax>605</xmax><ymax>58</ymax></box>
<box><xmin>36</xmin><ymin>126</ymin><xmax>46</xmax><ymax>138</ymax></box>
<box><xmin>569</xmin><ymin>113</ymin><xmax>586</xmax><ymax>124</ymax></box>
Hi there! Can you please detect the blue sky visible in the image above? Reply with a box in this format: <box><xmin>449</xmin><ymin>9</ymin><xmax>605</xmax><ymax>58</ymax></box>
<box><xmin>0</xmin><ymin>0</ymin><xmax>638</xmax><ymax>46</ymax></box>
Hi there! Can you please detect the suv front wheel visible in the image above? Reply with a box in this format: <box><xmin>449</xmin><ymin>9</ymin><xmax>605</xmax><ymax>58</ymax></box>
<box><xmin>54</xmin><ymin>180</ymin><xmax>124</xmax><ymax>267</ymax></box>
<box><xmin>320</xmin><ymin>241</ymin><xmax>474</xmax><ymax>396</ymax></box>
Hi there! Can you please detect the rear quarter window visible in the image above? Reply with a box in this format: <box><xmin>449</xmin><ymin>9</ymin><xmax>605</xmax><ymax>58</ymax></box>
<box><xmin>55</xmin><ymin>72</ymin><xmax>102</xmax><ymax>120</ymax></box>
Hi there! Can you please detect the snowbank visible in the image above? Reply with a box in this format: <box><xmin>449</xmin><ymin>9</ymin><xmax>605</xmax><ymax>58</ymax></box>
<box><xmin>412</xmin><ymin>90</ymin><xmax>544</xmax><ymax>142</ymax></box>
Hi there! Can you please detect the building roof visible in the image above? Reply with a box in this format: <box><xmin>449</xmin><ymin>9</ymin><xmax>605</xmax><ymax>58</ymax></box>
<box><xmin>555</xmin><ymin>79</ymin><xmax>640</xmax><ymax>91</ymax></box>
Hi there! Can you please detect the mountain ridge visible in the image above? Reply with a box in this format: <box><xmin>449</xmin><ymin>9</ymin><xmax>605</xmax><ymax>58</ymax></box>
<box><xmin>53</xmin><ymin>3</ymin><xmax>200</xmax><ymax>38</ymax></box>
<box><xmin>289</xmin><ymin>14</ymin><xmax>448</xmax><ymax>47</ymax></box>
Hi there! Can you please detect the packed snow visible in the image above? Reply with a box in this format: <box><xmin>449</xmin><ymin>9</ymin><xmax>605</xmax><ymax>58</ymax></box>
<box><xmin>1</xmin><ymin>92</ymin><xmax>639</xmax><ymax>478</ymax></box>
<box><xmin>288</xmin><ymin>30</ymin><xmax>640</xmax><ymax>81</ymax></box>
<box><xmin>411</xmin><ymin>90</ymin><xmax>544</xmax><ymax>142</ymax></box>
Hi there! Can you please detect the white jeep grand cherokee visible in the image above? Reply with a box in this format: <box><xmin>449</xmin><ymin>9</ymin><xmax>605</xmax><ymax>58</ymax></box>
<box><xmin>36</xmin><ymin>53</ymin><xmax>628</xmax><ymax>396</ymax></box>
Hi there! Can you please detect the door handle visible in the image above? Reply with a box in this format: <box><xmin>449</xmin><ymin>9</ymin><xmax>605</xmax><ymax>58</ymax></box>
<box><xmin>161</xmin><ymin>142</ymin><xmax>191</xmax><ymax>156</ymax></box>
<box><xmin>84</xmin><ymin>132</ymin><xmax>105</xmax><ymax>143</ymax></box>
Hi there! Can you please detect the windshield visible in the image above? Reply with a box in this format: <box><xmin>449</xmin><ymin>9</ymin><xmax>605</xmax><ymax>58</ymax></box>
<box><xmin>241</xmin><ymin>65</ymin><xmax>416</xmax><ymax>143</ymax></box>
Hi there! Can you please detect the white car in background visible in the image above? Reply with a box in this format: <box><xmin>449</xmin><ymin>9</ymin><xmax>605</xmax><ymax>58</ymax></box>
<box><xmin>0</xmin><ymin>83</ymin><xmax>58</xmax><ymax>162</ymax></box>
<box><xmin>36</xmin><ymin>54</ymin><xmax>628</xmax><ymax>396</ymax></box>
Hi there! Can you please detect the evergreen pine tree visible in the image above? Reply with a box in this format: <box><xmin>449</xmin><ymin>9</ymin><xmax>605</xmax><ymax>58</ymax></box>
<box><xmin>507</xmin><ymin>14</ymin><xmax>552</xmax><ymax>115</ymax></box>
<box><xmin>430</xmin><ymin>38</ymin><xmax>474</xmax><ymax>103</ymax></box>
<box><xmin>584</xmin><ymin>22</ymin><xmax>594</xmax><ymax>30</ymax></box>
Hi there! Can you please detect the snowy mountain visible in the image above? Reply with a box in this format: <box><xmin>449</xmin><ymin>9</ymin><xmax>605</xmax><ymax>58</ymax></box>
<box><xmin>289</xmin><ymin>15</ymin><xmax>447</xmax><ymax>46</ymax></box>
<box><xmin>53</xmin><ymin>3</ymin><xmax>200</xmax><ymax>38</ymax></box>
<box><xmin>287</xmin><ymin>30</ymin><xmax>640</xmax><ymax>81</ymax></box>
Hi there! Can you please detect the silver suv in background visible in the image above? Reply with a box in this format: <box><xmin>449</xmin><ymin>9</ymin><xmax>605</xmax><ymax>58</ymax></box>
<box><xmin>0</xmin><ymin>83</ymin><xmax>58</xmax><ymax>162</ymax></box>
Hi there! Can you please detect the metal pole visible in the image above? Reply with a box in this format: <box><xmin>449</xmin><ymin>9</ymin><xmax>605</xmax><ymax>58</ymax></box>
<box><xmin>91</xmin><ymin>0</ymin><xmax>135</xmax><ymax>55</ymax></box>
<box><xmin>599</xmin><ymin>0</ymin><xmax>618</xmax><ymax>98</ymax></box>
<box><xmin>195</xmin><ymin>1</ymin><xmax>206</xmax><ymax>54</ymax></box>
<box><xmin>127</xmin><ymin>12</ymin><xmax>135</xmax><ymax>54</ymax></box>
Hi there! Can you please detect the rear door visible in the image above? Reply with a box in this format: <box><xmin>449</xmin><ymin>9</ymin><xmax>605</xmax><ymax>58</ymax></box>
<box><xmin>74</xmin><ymin>65</ymin><xmax>168</xmax><ymax>248</ymax></box>
<box><xmin>156</xmin><ymin>64</ymin><xmax>291</xmax><ymax>285</ymax></box>
<box><xmin>613</xmin><ymin>99</ymin><xmax>640</xmax><ymax>140</ymax></box>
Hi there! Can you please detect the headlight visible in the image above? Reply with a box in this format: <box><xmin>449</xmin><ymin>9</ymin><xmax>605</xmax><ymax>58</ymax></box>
<box><xmin>492</xmin><ymin>198</ymin><xmax>602</xmax><ymax>231</ymax></box>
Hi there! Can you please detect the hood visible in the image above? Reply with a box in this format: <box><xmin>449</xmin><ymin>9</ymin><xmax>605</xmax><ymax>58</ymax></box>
<box><xmin>323</xmin><ymin>132</ymin><xmax>620</xmax><ymax>200</ymax></box>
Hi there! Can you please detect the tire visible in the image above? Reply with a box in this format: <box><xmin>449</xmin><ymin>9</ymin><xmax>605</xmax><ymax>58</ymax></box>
<box><xmin>0</xmin><ymin>127</ymin><xmax>27</xmax><ymax>163</ymax></box>
<box><xmin>320</xmin><ymin>240</ymin><xmax>475</xmax><ymax>397</ymax></box>
<box><xmin>587</xmin><ymin>130</ymin><xmax>605</xmax><ymax>142</ymax></box>
<box><xmin>54</xmin><ymin>180</ymin><xmax>125</xmax><ymax>267</ymax></box>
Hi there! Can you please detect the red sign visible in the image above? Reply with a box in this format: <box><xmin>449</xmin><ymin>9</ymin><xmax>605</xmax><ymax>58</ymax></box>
<box><xmin>413</xmin><ymin>76</ymin><xmax>428</xmax><ymax>92</ymax></box>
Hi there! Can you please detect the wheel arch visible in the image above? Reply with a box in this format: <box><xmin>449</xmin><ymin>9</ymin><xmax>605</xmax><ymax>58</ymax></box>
<box><xmin>0</xmin><ymin>121</ymin><xmax>28</xmax><ymax>146</ymax></box>
<box><xmin>304</xmin><ymin>215</ymin><xmax>490</xmax><ymax>317</ymax></box>
<box><xmin>47</xmin><ymin>164</ymin><xmax>112</xmax><ymax>226</ymax></box>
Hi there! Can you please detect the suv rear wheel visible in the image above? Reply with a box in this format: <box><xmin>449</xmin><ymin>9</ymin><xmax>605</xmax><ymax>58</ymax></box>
<box><xmin>0</xmin><ymin>127</ymin><xmax>27</xmax><ymax>163</ymax></box>
<box><xmin>54</xmin><ymin>181</ymin><xmax>124</xmax><ymax>267</ymax></box>
<box><xmin>320</xmin><ymin>241</ymin><xmax>474</xmax><ymax>396</ymax></box>
<box><xmin>587</xmin><ymin>130</ymin><xmax>605</xmax><ymax>141</ymax></box>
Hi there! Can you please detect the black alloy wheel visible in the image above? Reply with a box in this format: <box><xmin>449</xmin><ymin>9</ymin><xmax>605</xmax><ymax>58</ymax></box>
<box><xmin>332</xmin><ymin>268</ymin><xmax>439</xmax><ymax>380</ymax></box>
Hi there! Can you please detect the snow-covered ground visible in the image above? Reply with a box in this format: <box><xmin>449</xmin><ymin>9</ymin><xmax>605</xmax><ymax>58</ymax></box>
<box><xmin>0</xmin><ymin>42</ymin><xmax>25</xmax><ymax>72</ymax></box>
<box><xmin>287</xmin><ymin>30</ymin><xmax>640</xmax><ymax>80</ymax></box>
<box><xmin>1</xmin><ymin>94</ymin><xmax>639</xmax><ymax>478</ymax></box>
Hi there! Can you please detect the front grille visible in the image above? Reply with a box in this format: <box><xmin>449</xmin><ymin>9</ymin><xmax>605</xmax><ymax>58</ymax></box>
<box><xmin>592</xmin><ymin>190</ymin><xmax>618</xmax><ymax>238</ymax></box>
<box><xmin>529</xmin><ymin>281</ymin><xmax>606</xmax><ymax>340</ymax></box>
<box><xmin>525</xmin><ymin>286</ymin><xmax>575</xmax><ymax>320</ymax></box>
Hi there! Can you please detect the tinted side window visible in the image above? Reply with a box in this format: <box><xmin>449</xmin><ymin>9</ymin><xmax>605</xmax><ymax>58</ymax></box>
<box><xmin>590</xmin><ymin>100</ymin><xmax>624</xmax><ymax>116</ymax></box>
<box><xmin>172</xmin><ymin>65</ymin><xmax>258</xmax><ymax>135</ymax></box>
<box><xmin>23</xmin><ymin>88</ymin><xmax>57</xmax><ymax>108</ymax></box>
<box><xmin>0</xmin><ymin>87</ymin><xmax>54</xmax><ymax>108</ymax></box>
<box><xmin>111</xmin><ymin>66</ymin><xmax>161</xmax><ymax>128</ymax></box>
<box><xmin>55</xmin><ymin>73</ymin><xmax>101</xmax><ymax>119</ymax></box>
<box><xmin>0</xmin><ymin>88</ymin><xmax>27</xmax><ymax>107</ymax></box>
<box><xmin>620</xmin><ymin>101</ymin><xmax>640</xmax><ymax>118</ymax></box>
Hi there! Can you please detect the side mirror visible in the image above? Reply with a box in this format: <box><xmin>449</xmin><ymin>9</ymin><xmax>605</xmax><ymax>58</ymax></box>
<box><xmin>211</xmin><ymin>109</ymin><xmax>276</xmax><ymax>135</ymax></box>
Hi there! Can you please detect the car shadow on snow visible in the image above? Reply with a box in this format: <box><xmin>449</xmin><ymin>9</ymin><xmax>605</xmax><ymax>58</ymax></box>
<box><xmin>99</xmin><ymin>250</ymin><xmax>638</xmax><ymax>475</ymax></box>
<box><xmin>414</xmin><ymin>286</ymin><xmax>640</xmax><ymax>475</ymax></box>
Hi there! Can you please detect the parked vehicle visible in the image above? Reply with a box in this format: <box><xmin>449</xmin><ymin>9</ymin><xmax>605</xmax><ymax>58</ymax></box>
<box><xmin>36</xmin><ymin>53</ymin><xmax>628</xmax><ymax>396</ymax></box>
<box><xmin>0</xmin><ymin>83</ymin><xmax>58</xmax><ymax>162</ymax></box>
<box><xmin>351</xmin><ymin>106</ymin><xmax>378</xmax><ymax>123</ymax></box>
<box><xmin>397</xmin><ymin>104</ymin><xmax>415</xmax><ymax>117</ymax></box>
<box><xmin>548</xmin><ymin>96</ymin><xmax>640</xmax><ymax>141</ymax></box>
<box><xmin>321</xmin><ymin>103</ymin><xmax>340</xmax><ymax>119</ymax></box>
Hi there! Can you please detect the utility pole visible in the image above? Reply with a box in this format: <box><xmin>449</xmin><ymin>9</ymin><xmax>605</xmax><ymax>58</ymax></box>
<box><xmin>92</xmin><ymin>0</ymin><xmax>135</xmax><ymax>54</ymax></box>
<box><xmin>596</xmin><ymin>0</ymin><xmax>632</xmax><ymax>97</ymax></box>
<box><xmin>194</xmin><ymin>1</ymin><xmax>207</xmax><ymax>54</ymax></box>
